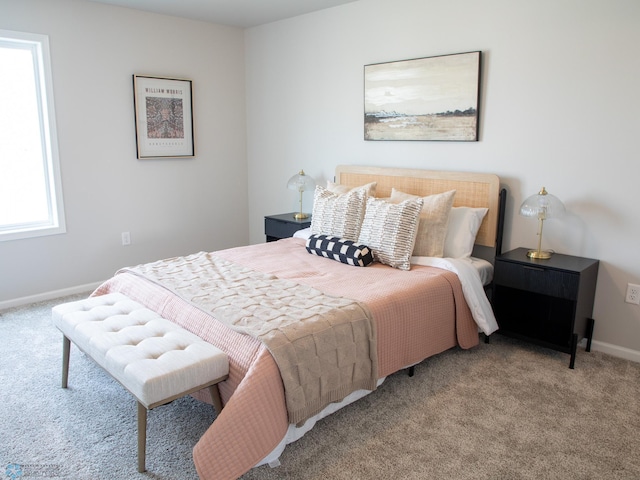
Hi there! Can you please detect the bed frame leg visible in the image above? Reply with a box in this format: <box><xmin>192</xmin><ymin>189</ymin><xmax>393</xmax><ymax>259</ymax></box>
<box><xmin>408</xmin><ymin>366</ymin><xmax>415</xmax><ymax>377</ymax></box>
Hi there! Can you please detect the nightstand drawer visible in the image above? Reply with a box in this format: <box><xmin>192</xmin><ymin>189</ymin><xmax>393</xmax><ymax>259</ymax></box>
<box><xmin>494</xmin><ymin>261</ymin><xmax>579</xmax><ymax>300</ymax></box>
<box><xmin>265</xmin><ymin>218</ymin><xmax>302</xmax><ymax>239</ymax></box>
<box><xmin>264</xmin><ymin>213</ymin><xmax>311</xmax><ymax>242</ymax></box>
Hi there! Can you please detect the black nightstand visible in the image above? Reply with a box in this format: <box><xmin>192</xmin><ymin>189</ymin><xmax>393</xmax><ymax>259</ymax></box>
<box><xmin>492</xmin><ymin>248</ymin><xmax>599</xmax><ymax>368</ymax></box>
<box><xmin>264</xmin><ymin>213</ymin><xmax>311</xmax><ymax>242</ymax></box>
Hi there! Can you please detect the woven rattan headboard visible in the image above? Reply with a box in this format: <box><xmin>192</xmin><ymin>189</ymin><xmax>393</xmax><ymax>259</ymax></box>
<box><xmin>335</xmin><ymin>165</ymin><xmax>501</xmax><ymax>248</ymax></box>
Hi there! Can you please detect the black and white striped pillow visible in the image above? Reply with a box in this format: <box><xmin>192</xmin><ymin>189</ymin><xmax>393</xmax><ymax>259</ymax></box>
<box><xmin>305</xmin><ymin>234</ymin><xmax>374</xmax><ymax>267</ymax></box>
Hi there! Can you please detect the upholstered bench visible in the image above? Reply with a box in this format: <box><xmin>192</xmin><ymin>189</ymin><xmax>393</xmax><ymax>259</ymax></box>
<box><xmin>52</xmin><ymin>292</ymin><xmax>229</xmax><ymax>473</ymax></box>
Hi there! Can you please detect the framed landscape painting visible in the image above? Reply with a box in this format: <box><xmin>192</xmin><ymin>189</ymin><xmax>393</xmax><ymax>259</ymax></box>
<box><xmin>364</xmin><ymin>51</ymin><xmax>481</xmax><ymax>141</ymax></box>
<box><xmin>133</xmin><ymin>75</ymin><xmax>194</xmax><ymax>158</ymax></box>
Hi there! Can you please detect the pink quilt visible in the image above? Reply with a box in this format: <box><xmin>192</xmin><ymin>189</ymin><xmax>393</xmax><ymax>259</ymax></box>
<box><xmin>93</xmin><ymin>237</ymin><xmax>479</xmax><ymax>479</ymax></box>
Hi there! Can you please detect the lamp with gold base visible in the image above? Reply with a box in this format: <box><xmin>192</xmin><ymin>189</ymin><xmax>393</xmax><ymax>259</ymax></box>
<box><xmin>287</xmin><ymin>170</ymin><xmax>316</xmax><ymax>220</ymax></box>
<box><xmin>519</xmin><ymin>186</ymin><xmax>565</xmax><ymax>259</ymax></box>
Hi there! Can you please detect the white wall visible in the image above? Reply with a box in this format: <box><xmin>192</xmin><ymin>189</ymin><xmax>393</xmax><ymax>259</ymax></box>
<box><xmin>0</xmin><ymin>0</ymin><xmax>247</xmax><ymax>303</ymax></box>
<box><xmin>245</xmin><ymin>0</ymin><xmax>640</xmax><ymax>357</ymax></box>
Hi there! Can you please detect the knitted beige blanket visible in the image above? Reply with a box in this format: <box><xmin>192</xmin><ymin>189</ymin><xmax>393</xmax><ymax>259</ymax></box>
<box><xmin>120</xmin><ymin>251</ymin><xmax>378</xmax><ymax>425</ymax></box>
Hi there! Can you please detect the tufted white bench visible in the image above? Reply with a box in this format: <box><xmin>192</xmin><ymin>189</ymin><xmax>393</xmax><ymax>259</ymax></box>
<box><xmin>52</xmin><ymin>292</ymin><xmax>229</xmax><ymax>473</ymax></box>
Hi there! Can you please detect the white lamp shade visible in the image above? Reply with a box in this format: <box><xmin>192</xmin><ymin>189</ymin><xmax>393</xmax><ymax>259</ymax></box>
<box><xmin>520</xmin><ymin>187</ymin><xmax>565</xmax><ymax>220</ymax></box>
<box><xmin>287</xmin><ymin>170</ymin><xmax>316</xmax><ymax>192</ymax></box>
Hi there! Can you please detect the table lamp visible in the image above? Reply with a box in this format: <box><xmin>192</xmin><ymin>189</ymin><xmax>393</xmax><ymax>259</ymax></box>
<box><xmin>287</xmin><ymin>170</ymin><xmax>315</xmax><ymax>220</ymax></box>
<box><xmin>519</xmin><ymin>186</ymin><xmax>565</xmax><ymax>259</ymax></box>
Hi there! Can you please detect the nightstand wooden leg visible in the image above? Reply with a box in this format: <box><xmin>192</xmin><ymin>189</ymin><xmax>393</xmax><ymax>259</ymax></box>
<box><xmin>569</xmin><ymin>333</ymin><xmax>578</xmax><ymax>369</ymax></box>
<box><xmin>585</xmin><ymin>318</ymin><xmax>595</xmax><ymax>352</ymax></box>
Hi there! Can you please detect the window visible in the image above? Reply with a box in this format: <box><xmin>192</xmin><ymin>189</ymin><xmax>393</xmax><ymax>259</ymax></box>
<box><xmin>0</xmin><ymin>29</ymin><xmax>65</xmax><ymax>241</ymax></box>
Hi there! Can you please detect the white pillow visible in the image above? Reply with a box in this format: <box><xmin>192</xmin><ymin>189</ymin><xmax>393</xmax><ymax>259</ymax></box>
<box><xmin>326</xmin><ymin>181</ymin><xmax>377</xmax><ymax>197</ymax></box>
<box><xmin>443</xmin><ymin>207</ymin><xmax>488</xmax><ymax>258</ymax></box>
<box><xmin>357</xmin><ymin>196</ymin><xmax>423</xmax><ymax>271</ymax></box>
<box><xmin>388</xmin><ymin>189</ymin><xmax>456</xmax><ymax>258</ymax></box>
<box><xmin>310</xmin><ymin>186</ymin><xmax>367</xmax><ymax>241</ymax></box>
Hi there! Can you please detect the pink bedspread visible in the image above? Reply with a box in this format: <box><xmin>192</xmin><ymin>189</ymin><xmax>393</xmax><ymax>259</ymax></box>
<box><xmin>93</xmin><ymin>237</ymin><xmax>479</xmax><ymax>480</ymax></box>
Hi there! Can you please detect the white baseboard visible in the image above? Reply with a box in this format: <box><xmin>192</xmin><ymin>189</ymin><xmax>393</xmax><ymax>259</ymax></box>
<box><xmin>584</xmin><ymin>339</ymin><xmax>640</xmax><ymax>364</ymax></box>
<box><xmin>0</xmin><ymin>282</ymin><xmax>103</xmax><ymax>311</ymax></box>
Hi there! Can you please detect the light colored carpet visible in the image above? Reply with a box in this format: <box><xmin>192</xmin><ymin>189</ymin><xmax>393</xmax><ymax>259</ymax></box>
<box><xmin>2</xmin><ymin>293</ymin><xmax>639</xmax><ymax>480</ymax></box>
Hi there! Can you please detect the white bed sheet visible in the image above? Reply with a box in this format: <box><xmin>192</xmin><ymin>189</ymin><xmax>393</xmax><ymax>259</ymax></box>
<box><xmin>411</xmin><ymin>255</ymin><xmax>498</xmax><ymax>336</ymax></box>
<box><xmin>467</xmin><ymin>256</ymin><xmax>493</xmax><ymax>286</ymax></box>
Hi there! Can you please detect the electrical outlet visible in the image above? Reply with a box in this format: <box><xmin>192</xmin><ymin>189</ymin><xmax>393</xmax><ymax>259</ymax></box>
<box><xmin>121</xmin><ymin>231</ymin><xmax>131</xmax><ymax>246</ymax></box>
<box><xmin>626</xmin><ymin>283</ymin><xmax>640</xmax><ymax>305</ymax></box>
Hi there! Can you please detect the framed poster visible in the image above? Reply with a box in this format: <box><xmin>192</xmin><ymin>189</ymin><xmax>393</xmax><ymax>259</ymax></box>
<box><xmin>133</xmin><ymin>75</ymin><xmax>194</xmax><ymax>158</ymax></box>
<box><xmin>364</xmin><ymin>51</ymin><xmax>481</xmax><ymax>141</ymax></box>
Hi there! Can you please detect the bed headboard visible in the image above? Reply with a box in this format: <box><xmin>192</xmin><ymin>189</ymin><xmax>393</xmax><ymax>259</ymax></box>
<box><xmin>334</xmin><ymin>165</ymin><xmax>503</xmax><ymax>249</ymax></box>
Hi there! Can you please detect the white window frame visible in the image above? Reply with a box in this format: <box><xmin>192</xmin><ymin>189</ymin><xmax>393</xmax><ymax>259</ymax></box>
<box><xmin>0</xmin><ymin>29</ymin><xmax>65</xmax><ymax>242</ymax></box>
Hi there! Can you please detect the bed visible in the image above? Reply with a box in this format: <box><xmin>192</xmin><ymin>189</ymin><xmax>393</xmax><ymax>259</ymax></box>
<box><xmin>92</xmin><ymin>165</ymin><xmax>505</xmax><ymax>480</ymax></box>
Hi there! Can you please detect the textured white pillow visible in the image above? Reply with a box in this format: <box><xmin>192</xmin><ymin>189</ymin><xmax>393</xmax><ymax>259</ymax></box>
<box><xmin>310</xmin><ymin>186</ymin><xmax>367</xmax><ymax>241</ymax></box>
<box><xmin>388</xmin><ymin>189</ymin><xmax>456</xmax><ymax>257</ymax></box>
<box><xmin>357</xmin><ymin>196</ymin><xmax>423</xmax><ymax>271</ymax></box>
<box><xmin>443</xmin><ymin>207</ymin><xmax>488</xmax><ymax>258</ymax></box>
<box><xmin>326</xmin><ymin>181</ymin><xmax>377</xmax><ymax>197</ymax></box>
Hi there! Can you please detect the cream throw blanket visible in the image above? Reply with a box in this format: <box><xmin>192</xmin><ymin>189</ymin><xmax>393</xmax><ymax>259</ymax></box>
<box><xmin>120</xmin><ymin>251</ymin><xmax>378</xmax><ymax>425</ymax></box>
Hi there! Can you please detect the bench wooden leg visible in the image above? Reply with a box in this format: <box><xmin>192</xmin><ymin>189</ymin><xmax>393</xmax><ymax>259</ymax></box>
<box><xmin>137</xmin><ymin>402</ymin><xmax>147</xmax><ymax>473</ymax></box>
<box><xmin>62</xmin><ymin>335</ymin><xmax>70</xmax><ymax>388</ymax></box>
<box><xmin>208</xmin><ymin>385</ymin><xmax>224</xmax><ymax>415</ymax></box>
